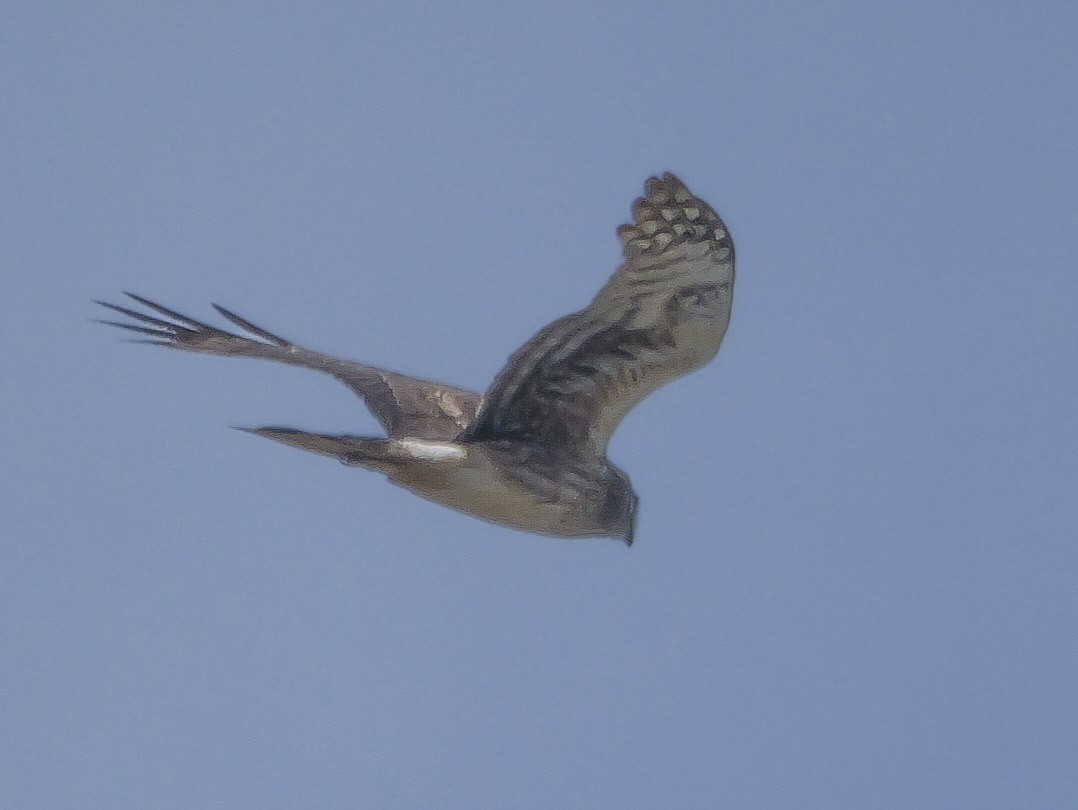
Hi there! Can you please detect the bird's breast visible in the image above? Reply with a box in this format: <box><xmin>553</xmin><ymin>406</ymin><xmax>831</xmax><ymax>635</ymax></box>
<box><xmin>383</xmin><ymin>440</ymin><xmax>613</xmax><ymax>538</ymax></box>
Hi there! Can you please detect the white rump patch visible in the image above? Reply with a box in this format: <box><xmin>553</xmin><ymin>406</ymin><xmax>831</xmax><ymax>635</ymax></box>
<box><xmin>394</xmin><ymin>438</ymin><xmax>467</xmax><ymax>462</ymax></box>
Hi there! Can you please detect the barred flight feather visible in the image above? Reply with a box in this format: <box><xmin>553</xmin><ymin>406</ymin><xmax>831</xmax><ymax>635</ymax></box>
<box><xmin>466</xmin><ymin>173</ymin><xmax>734</xmax><ymax>455</ymax></box>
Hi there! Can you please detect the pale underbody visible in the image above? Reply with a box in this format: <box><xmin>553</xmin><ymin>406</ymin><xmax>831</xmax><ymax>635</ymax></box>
<box><xmin>338</xmin><ymin>437</ymin><xmax>617</xmax><ymax>538</ymax></box>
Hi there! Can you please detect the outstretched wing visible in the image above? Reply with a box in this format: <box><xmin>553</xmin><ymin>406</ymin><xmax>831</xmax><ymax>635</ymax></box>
<box><xmin>96</xmin><ymin>294</ymin><xmax>480</xmax><ymax>440</ymax></box>
<box><xmin>465</xmin><ymin>174</ymin><xmax>734</xmax><ymax>455</ymax></box>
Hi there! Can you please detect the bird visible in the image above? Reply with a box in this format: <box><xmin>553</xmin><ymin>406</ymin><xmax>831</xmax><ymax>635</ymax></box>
<box><xmin>96</xmin><ymin>173</ymin><xmax>735</xmax><ymax>546</ymax></box>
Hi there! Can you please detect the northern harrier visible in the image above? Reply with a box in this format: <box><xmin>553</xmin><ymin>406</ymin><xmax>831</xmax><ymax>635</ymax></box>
<box><xmin>97</xmin><ymin>174</ymin><xmax>735</xmax><ymax>545</ymax></box>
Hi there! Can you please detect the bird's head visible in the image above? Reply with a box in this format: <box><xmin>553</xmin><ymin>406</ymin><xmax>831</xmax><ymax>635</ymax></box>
<box><xmin>601</xmin><ymin>464</ymin><xmax>639</xmax><ymax>547</ymax></box>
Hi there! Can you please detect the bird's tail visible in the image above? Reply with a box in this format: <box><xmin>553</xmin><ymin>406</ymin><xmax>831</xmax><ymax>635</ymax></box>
<box><xmin>236</xmin><ymin>427</ymin><xmax>469</xmax><ymax>473</ymax></box>
<box><xmin>234</xmin><ymin>427</ymin><xmax>397</xmax><ymax>469</ymax></box>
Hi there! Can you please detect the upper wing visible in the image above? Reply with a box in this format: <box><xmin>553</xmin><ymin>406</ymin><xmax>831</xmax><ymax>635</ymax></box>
<box><xmin>96</xmin><ymin>294</ymin><xmax>480</xmax><ymax>440</ymax></box>
<box><xmin>465</xmin><ymin>174</ymin><xmax>734</xmax><ymax>454</ymax></box>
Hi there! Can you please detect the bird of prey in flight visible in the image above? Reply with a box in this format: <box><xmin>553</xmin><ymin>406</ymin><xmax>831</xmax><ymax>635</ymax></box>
<box><xmin>97</xmin><ymin>174</ymin><xmax>734</xmax><ymax>545</ymax></box>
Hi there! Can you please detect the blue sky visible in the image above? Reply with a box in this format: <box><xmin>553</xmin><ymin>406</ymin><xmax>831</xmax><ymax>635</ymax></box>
<box><xmin>3</xmin><ymin>2</ymin><xmax>1077</xmax><ymax>807</ymax></box>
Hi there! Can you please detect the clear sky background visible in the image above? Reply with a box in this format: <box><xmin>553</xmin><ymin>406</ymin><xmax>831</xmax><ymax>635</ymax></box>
<box><xmin>3</xmin><ymin>2</ymin><xmax>1077</xmax><ymax>808</ymax></box>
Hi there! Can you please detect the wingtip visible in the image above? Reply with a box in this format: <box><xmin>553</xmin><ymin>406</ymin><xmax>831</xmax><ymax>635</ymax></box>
<box><xmin>644</xmin><ymin>172</ymin><xmax>690</xmax><ymax>202</ymax></box>
<box><xmin>211</xmin><ymin>304</ymin><xmax>290</xmax><ymax>346</ymax></box>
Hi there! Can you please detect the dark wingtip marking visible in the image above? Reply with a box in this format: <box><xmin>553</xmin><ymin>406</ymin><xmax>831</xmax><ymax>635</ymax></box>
<box><xmin>93</xmin><ymin>318</ymin><xmax>187</xmax><ymax>345</ymax></box>
<box><xmin>94</xmin><ymin>300</ymin><xmax>177</xmax><ymax>329</ymax></box>
<box><xmin>212</xmin><ymin>304</ymin><xmax>290</xmax><ymax>346</ymax></box>
<box><xmin>121</xmin><ymin>293</ymin><xmax>213</xmax><ymax>330</ymax></box>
